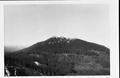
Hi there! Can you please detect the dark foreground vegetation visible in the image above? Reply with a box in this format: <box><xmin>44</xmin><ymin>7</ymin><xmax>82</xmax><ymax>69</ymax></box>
<box><xmin>4</xmin><ymin>37</ymin><xmax>110</xmax><ymax>76</ymax></box>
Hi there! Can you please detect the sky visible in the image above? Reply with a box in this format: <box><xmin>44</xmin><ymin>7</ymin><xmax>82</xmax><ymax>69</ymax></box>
<box><xmin>4</xmin><ymin>4</ymin><xmax>110</xmax><ymax>47</ymax></box>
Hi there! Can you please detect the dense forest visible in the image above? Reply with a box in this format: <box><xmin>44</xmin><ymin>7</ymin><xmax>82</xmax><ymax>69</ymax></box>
<box><xmin>4</xmin><ymin>37</ymin><xmax>110</xmax><ymax>76</ymax></box>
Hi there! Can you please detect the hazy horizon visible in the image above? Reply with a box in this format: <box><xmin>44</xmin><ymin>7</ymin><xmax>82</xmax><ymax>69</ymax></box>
<box><xmin>5</xmin><ymin>4</ymin><xmax>110</xmax><ymax>48</ymax></box>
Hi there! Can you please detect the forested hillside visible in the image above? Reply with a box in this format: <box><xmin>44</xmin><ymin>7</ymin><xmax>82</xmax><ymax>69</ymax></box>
<box><xmin>5</xmin><ymin>37</ymin><xmax>110</xmax><ymax>76</ymax></box>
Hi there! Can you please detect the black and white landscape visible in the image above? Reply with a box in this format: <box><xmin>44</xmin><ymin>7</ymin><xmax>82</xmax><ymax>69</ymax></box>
<box><xmin>4</xmin><ymin>4</ymin><xmax>110</xmax><ymax>76</ymax></box>
<box><xmin>5</xmin><ymin>37</ymin><xmax>110</xmax><ymax>76</ymax></box>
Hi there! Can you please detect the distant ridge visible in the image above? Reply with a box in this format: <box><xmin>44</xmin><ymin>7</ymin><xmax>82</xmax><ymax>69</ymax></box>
<box><xmin>16</xmin><ymin>36</ymin><xmax>109</xmax><ymax>55</ymax></box>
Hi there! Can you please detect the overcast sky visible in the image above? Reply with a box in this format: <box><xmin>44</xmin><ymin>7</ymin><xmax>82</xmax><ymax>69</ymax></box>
<box><xmin>4</xmin><ymin>4</ymin><xmax>110</xmax><ymax>47</ymax></box>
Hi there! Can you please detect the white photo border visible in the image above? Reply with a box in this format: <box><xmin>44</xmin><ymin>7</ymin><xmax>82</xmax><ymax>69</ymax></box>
<box><xmin>0</xmin><ymin>0</ymin><xmax>119</xmax><ymax>78</ymax></box>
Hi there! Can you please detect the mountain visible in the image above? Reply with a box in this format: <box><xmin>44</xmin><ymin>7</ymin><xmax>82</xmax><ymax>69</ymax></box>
<box><xmin>4</xmin><ymin>37</ymin><xmax>110</xmax><ymax>76</ymax></box>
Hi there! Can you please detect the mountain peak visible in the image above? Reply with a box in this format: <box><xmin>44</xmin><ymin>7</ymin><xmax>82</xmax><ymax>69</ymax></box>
<box><xmin>45</xmin><ymin>36</ymin><xmax>71</xmax><ymax>44</ymax></box>
<box><xmin>16</xmin><ymin>36</ymin><xmax>109</xmax><ymax>55</ymax></box>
